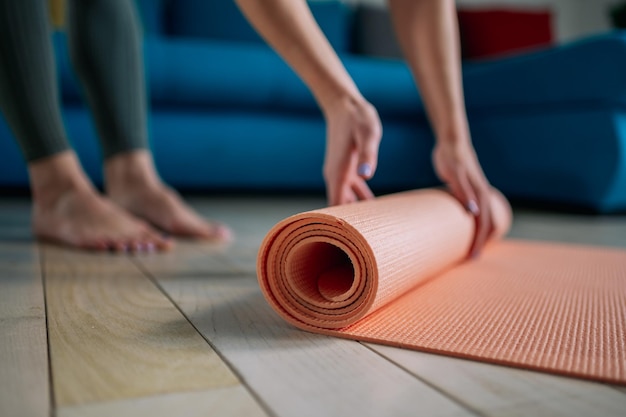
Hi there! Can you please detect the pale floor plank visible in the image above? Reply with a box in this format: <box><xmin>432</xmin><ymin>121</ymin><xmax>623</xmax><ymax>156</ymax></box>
<box><xmin>509</xmin><ymin>210</ymin><xmax>626</xmax><ymax>247</ymax></box>
<box><xmin>0</xmin><ymin>198</ymin><xmax>32</xmax><ymax>242</ymax></box>
<box><xmin>42</xmin><ymin>245</ymin><xmax>246</xmax><ymax>408</ymax></box>
<box><xmin>134</xmin><ymin>240</ymin><xmax>244</xmax><ymax>278</ymax></box>
<box><xmin>145</xmin><ymin>197</ymin><xmax>477</xmax><ymax>416</ymax></box>
<box><xmin>3</xmin><ymin>195</ymin><xmax>626</xmax><ymax>417</ymax></box>
<box><xmin>367</xmin><ymin>344</ymin><xmax>626</xmax><ymax>417</ymax></box>
<box><xmin>0</xmin><ymin>243</ymin><xmax>49</xmax><ymax>417</ymax></box>
<box><xmin>145</xmin><ymin>273</ymin><xmax>474</xmax><ymax>417</ymax></box>
<box><xmin>135</xmin><ymin>197</ymin><xmax>324</xmax><ymax>280</ymax></box>
<box><xmin>57</xmin><ymin>386</ymin><xmax>267</xmax><ymax>417</ymax></box>
<box><xmin>180</xmin><ymin>196</ymin><xmax>626</xmax><ymax>416</ymax></box>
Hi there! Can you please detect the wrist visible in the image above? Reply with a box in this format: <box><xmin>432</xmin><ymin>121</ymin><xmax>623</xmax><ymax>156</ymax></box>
<box><xmin>318</xmin><ymin>89</ymin><xmax>366</xmax><ymax>120</ymax></box>
<box><xmin>434</xmin><ymin>118</ymin><xmax>472</xmax><ymax>147</ymax></box>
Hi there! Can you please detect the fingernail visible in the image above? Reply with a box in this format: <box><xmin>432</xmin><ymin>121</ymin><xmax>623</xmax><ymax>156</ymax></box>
<box><xmin>467</xmin><ymin>200</ymin><xmax>479</xmax><ymax>216</ymax></box>
<box><xmin>357</xmin><ymin>163</ymin><xmax>372</xmax><ymax>177</ymax></box>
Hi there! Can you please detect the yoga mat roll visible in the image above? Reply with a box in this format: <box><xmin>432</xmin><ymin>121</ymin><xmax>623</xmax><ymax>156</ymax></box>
<box><xmin>257</xmin><ymin>189</ymin><xmax>626</xmax><ymax>384</ymax></box>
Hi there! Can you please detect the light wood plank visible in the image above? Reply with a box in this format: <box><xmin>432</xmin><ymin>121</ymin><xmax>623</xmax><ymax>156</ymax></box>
<box><xmin>145</xmin><ymin>197</ymin><xmax>479</xmax><ymax>416</ymax></box>
<box><xmin>132</xmin><ymin>240</ymin><xmax>240</xmax><ymax>278</ymax></box>
<box><xmin>0</xmin><ymin>243</ymin><xmax>50</xmax><ymax>417</ymax></box>
<box><xmin>42</xmin><ymin>245</ymin><xmax>245</xmax><ymax>407</ymax></box>
<box><xmin>368</xmin><ymin>344</ymin><xmax>626</xmax><ymax>417</ymax></box>
<box><xmin>137</xmin><ymin>197</ymin><xmax>325</xmax><ymax>278</ymax></box>
<box><xmin>5</xmin><ymin>194</ymin><xmax>624</xmax><ymax>416</ymax></box>
<box><xmin>509</xmin><ymin>210</ymin><xmax>626</xmax><ymax>247</ymax></box>
<box><xmin>0</xmin><ymin>199</ymin><xmax>33</xmax><ymax>242</ymax></box>
<box><xmin>0</xmin><ymin>242</ymin><xmax>42</xmax><ymax>267</ymax></box>
<box><xmin>57</xmin><ymin>386</ymin><xmax>267</xmax><ymax>417</ymax></box>
<box><xmin>147</xmin><ymin>273</ymin><xmax>474</xmax><ymax>417</ymax></box>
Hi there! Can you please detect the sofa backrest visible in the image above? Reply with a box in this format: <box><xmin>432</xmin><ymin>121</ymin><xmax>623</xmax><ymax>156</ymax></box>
<box><xmin>135</xmin><ymin>0</ymin><xmax>353</xmax><ymax>53</ymax></box>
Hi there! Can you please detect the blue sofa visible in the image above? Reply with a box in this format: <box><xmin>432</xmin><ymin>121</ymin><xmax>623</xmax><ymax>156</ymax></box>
<box><xmin>1</xmin><ymin>0</ymin><xmax>626</xmax><ymax>212</ymax></box>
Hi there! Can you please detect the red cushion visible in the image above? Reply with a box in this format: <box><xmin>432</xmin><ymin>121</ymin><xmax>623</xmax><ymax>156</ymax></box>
<box><xmin>457</xmin><ymin>9</ymin><xmax>554</xmax><ymax>60</ymax></box>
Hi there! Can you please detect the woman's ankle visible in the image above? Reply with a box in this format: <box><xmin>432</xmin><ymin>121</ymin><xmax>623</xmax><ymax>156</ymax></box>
<box><xmin>104</xmin><ymin>149</ymin><xmax>161</xmax><ymax>193</ymax></box>
<box><xmin>28</xmin><ymin>151</ymin><xmax>94</xmax><ymax>207</ymax></box>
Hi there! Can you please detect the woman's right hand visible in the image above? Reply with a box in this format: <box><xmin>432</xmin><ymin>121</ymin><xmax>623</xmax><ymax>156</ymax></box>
<box><xmin>322</xmin><ymin>95</ymin><xmax>382</xmax><ymax>206</ymax></box>
<box><xmin>432</xmin><ymin>137</ymin><xmax>495</xmax><ymax>258</ymax></box>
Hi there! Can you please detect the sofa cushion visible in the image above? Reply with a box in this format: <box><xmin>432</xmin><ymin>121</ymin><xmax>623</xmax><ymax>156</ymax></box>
<box><xmin>462</xmin><ymin>32</ymin><xmax>626</xmax><ymax>111</ymax></box>
<box><xmin>54</xmin><ymin>31</ymin><xmax>626</xmax><ymax>119</ymax></box>
<box><xmin>165</xmin><ymin>0</ymin><xmax>353</xmax><ymax>53</ymax></box>
<box><xmin>144</xmin><ymin>37</ymin><xmax>423</xmax><ymax>118</ymax></box>
<box><xmin>142</xmin><ymin>33</ymin><xmax>626</xmax><ymax>115</ymax></box>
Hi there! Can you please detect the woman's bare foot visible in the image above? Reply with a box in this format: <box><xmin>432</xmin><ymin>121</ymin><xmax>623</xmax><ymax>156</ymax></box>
<box><xmin>29</xmin><ymin>152</ymin><xmax>172</xmax><ymax>252</ymax></box>
<box><xmin>105</xmin><ymin>150</ymin><xmax>232</xmax><ymax>241</ymax></box>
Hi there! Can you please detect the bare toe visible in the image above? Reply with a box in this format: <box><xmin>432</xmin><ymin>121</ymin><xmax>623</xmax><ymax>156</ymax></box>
<box><xmin>109</xmin><ymin>184</ymin><xmax>232</xmax><ymax>242</ymax></box>
<box><xmin>32</xmin><ymin>187</ymin><xmax>164</xmax><ymax>253</ymax></box>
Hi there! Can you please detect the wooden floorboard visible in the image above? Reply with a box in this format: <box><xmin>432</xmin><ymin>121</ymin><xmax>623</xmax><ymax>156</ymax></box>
<box><xmin>0</xmin><ymin>243</ymin><xmax>50</xmax><ymax>417</ymax></box>
<box><xmin>509</xmin><ymin>210</ymin><xmax>626</xmax><ymax>247</ymax></box>
<box><xmin>41</xmin><ymin>244</ymin><xmax>253</xmax><ymax>409</ymax></box>
<box><xmin>367</xmin><ymin>344</ymin><xmax>626</xmax><ymax>417</ymax></box>
<box><xmin>143</xmin><ymin>271</ymin><xmax>475</xmax><ymax>417</ymax></box>
<box><xmin>2</xmin><ymin>195</ymin><xmax>625</xmax><ymax>417</ymax></box>
<box><xmin>57</xmin><ymin>387</ymin><xmax>267</xmax><ymax>417</ymax></box>
<box><xmin>141</xmin><ymin>197</ymin><xmax>479</xmax><ymax>416</ymax></box>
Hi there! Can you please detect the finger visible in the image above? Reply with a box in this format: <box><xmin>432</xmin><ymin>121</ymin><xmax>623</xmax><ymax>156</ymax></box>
<box><xmin>445</xmin><ymin>170</ymin><xmax>487</xmax><ymax>259</ymax></box>
<box><xmin>327</xmin><ymin>184</ymin><xmax>341</xmax><ymax>207</ymax></box>
<box><xmin>341</xmin><ymin>188</ymin><xmax>358</xmax><ymax>205</ymax></box>
<box><xmin>328</xmin><ymin>180</ymin><xmax>357</xmax><ymax>206</ymax></box>
<box><xmin>446</xmin><ymin>168</ymin><xmax>479</xmax><ymax>216</ymax></box>
<box><xmin>355</xmin><ymin>121</ymin><xmax>382</xmax><ymax>180</ymax></box>
<box><xmin>468</xmin><ymin>186</ymin><xmax>494</xmax><ymax>259</ymax></box>
<box><xmin>323</xmin><ymin>169</ymin><xmax>346</xmax><ymax>208</ymax></box>
<box><xmin>352</xmin><ymin>177</ymin><xmax>375</xmax><ymax>201</ymax></box>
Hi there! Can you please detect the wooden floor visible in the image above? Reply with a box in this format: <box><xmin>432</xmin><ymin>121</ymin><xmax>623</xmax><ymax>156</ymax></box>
<box><xmin>1</xmin><ymin>194</ymin><xmax>626</xmax><ymax>417</ymax></box>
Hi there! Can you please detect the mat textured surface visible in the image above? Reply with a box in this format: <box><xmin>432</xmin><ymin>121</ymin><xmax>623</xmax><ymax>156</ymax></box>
<box><xmin>257</xmin><ymin>189</ymin><xmax>626</xmax><ymax>384</ymax></box>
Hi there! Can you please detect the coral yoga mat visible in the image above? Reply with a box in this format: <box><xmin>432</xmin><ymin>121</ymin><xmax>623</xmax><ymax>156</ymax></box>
<box><xmin>257</xmin><ymin>189</ymin><xmax>626</xmax><ymax>384</ymax></box>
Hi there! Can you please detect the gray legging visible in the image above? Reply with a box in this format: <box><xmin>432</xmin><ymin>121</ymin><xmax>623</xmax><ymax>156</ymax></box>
<box><xmin>0</xmin><ymin>0</ymin><xmax>147</xmax><ymax>162</ymax></box>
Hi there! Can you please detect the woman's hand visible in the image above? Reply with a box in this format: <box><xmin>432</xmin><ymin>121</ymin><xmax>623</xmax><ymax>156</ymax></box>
<box><xmin>322</xmin><ymin>95</ymin><xmax>382</xmax><ymax>206</ymax></box>
<box><xmin>433</xmin><ymin>138</ymin><xmax>494</xmax><ymax>258</ymax></box>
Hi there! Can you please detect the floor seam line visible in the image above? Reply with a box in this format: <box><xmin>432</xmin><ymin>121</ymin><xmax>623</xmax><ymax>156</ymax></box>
<box><xmin>39</xmin><ymin>245</ymin><xmax>57</xmax><ymax>417</ymax></box>
<box><xmin>360</xmin><ymin>342</ymin><xmax>487</xmax><ymax>417</ymax></box>
<box><xmin>131</xmin><ymin>258</ymin><xmax>277</xmax><ymax>417</ymax></box>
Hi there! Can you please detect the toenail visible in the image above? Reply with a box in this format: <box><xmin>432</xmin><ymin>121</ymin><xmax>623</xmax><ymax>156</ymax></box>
<box><xmin>146</xmin><ymin>242</ymin><xmax>155</xmax><ymax>252</ymax></box>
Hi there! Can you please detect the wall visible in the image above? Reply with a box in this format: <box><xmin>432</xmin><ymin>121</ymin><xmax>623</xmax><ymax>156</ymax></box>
<box><xmin>345</xmin><ymin>0</ymin><xmax>623</xmax><ymax>43</ymax></box>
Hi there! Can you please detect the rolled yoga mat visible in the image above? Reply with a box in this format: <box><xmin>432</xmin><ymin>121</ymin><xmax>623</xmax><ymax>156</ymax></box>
<box><xmin>257</xmin><ymin>189</ymin><xmax>626</xmax><ymax>384</ymax></box>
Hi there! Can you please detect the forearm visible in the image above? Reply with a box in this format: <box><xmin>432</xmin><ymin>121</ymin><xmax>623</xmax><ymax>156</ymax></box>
<box><xmin>388</xmin><ymin>0</ymin><xmax>470</xmax><ymax>144</ymax></box>
<box><xmin>234</xmin><ymin>0</ymin><xmax>361</xmax><ymax>113</ymax></box>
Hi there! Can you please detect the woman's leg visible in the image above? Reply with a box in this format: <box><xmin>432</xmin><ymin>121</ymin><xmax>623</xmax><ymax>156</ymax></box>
<box><xmin>0</xmin><ymin>0</ymin><xmax>170</xmax><ymax>251</ymax></box>
<box><xmin>67</xmin><ymin>0</ymin><xmax>231</xmax><ymax>240</ymax></box>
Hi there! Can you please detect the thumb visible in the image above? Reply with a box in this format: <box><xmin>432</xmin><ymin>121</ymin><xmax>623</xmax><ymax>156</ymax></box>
<box><xmin>355</xmin><ymin>123</ymin><xmax>382</xmax><ymax>180</ymax></box>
